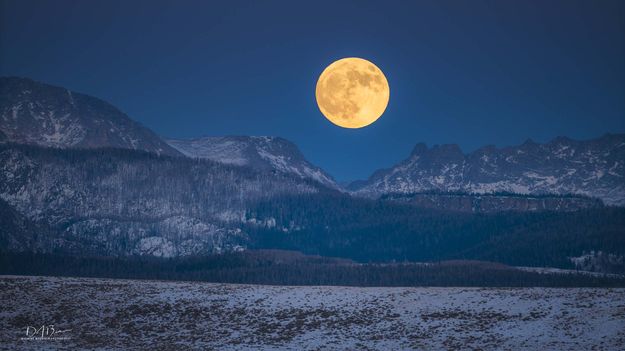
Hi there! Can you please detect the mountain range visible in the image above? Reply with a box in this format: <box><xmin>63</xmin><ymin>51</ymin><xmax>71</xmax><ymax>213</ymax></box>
<box><xmin>349</xmin><ymin>135</ymin><xmax>625</xmax><ymax>206</ymax></box>
<box><xmin>2</xmin><ymin>76</ymin><xmax>623</xmax><ymax>205</ymax></box>
<box><xmin>0</xmin><ymin>76</ymin><xmax>623</xmax><ymax>268</ymax></box>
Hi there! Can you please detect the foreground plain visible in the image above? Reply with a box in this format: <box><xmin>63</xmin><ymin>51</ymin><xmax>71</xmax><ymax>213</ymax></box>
<box><xmin>1</xmin><ymin>275</ymin><xmax>624</xmax><ymax>350</ymax></box>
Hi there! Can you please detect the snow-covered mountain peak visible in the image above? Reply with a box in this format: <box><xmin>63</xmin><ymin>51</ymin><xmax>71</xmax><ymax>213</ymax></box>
<box><xmin>0</xmin><ymin>77</ymin><xmax>180</xmax><ymax>156</ymax></box>
<box><xmin>166</xmin><ymin>136</ymin><xmax>338</xmax><ymax>189</ymax></box>
<box><xmin>350</xmin><ymin>134</ymin><xmax>625</xmax><ymax>205</ymax></box>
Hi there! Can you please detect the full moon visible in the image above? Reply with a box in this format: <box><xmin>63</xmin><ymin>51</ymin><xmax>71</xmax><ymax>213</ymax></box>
<box><xmin>315</xmin><ymin>57</ymin><xmax>390</xmax><ymax>129</ymax></box>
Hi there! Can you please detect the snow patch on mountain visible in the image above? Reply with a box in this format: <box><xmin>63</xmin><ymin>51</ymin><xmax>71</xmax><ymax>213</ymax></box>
<box><xmin>569</xmin><ymin>251</ymin><xmax>625</xmax><ymax>274</ymax></box>
<box><xmin>166</xmin><ymin>136</ymin><xmax>338</xmax><ymax>188</ymax></box>
<box><xmin>136</xmin><ymin>237</ymin><xmax>176</xmax><ymax>258</ymax></box>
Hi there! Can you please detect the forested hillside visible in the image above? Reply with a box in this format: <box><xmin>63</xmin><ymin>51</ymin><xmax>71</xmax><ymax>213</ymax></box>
<box><xmin>0</xmin><ymin>143</ymin><xmax>623</xmax><ymax>274</ymax></box>
<box><xmin>246</xmin><ymin>193</ymin><xmax>625</xmax><ymax>271</ymax></box>
<box><xmin>0</xmin><ymin>143</ymin><xmax>328</xmax><ymax>256</ymax></box>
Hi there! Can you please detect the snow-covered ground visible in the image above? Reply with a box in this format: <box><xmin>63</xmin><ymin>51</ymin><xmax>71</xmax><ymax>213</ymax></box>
<box><xmin>1</xmin><ymin>276</ymin><xmax>624</xmax><ymax>350</ymax></box>
<box><xmin>516</xmin><ymin>266</ymin><xmax>625</xmax><ymax>278</ymax></box>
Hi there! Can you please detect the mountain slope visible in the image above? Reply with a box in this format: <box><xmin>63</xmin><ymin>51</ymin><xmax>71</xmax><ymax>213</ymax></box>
<box><xmin>166</xmin><ymin>136</ymin><xmax>338</xmax><ymax>188</ymax></box>
<box><xmin>0</xmin><ymin>77</ymin><xmax>180</xmax><ymax>156</ymax></box>
<box><xmin>0</xmin><ymin>198</ymin><xmax>57</xmax><ymax>253</ymax></box>
<box><xmin>0</xmin><ymin>144</ymin><xmax>326</xmax><ymax>257</ymax></box>
<box><xmin>349</xmin><ymin>134</ymin><xmax>625</xmax><ymax>205</ymax></box>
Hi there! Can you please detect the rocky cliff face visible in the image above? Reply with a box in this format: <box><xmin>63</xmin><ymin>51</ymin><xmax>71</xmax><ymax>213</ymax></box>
<box><xmin>350</xmin><ymin>134</ymin><xmax>625</xmax><ymax>206</ymax></box>
<box><xmin>166</xmin><ymin>136</ymin><xmax>338</xmax><ymax>188</ymax></box>
<box><xmin>0</xmin><ymin>77</ymin><xmax>180</xmax><ymax>156</ymax></box>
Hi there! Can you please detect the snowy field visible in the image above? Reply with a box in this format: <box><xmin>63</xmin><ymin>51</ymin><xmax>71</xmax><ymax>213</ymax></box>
<box><xmin>1</xmin><ymin>276</ymin><xmax>624</xmax><ymax>350</ymax></box>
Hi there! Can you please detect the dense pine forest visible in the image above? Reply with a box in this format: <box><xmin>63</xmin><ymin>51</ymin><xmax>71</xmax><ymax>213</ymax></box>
<box><xmin>246</xmin><ymin>194</ymin><xmax>625</xmax><ymax>271</ymax></box>
<box><xmin>1</xmin><ymin>250</ymin><xmax>623</xmax><ymax>287</ymax></box>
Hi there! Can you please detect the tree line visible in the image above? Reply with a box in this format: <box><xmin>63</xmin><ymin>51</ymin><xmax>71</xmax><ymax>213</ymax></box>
<box><xmin>1</xmin><ymin>250</ymin><xmax>623</xmax><ymax>287</ymax></box>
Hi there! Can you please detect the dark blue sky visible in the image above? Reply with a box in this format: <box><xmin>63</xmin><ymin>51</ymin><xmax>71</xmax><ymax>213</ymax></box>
<box><xmin>1</xmin><ymin>0</ymin><xmax>624</xmax><ymax>181</ymax></box>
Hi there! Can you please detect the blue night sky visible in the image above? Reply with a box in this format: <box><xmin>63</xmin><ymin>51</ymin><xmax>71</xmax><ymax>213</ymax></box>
<box><xmin>1</xmin><ymin>0</ymin><xmax>624</xmax><ymax>182</ymax></box>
